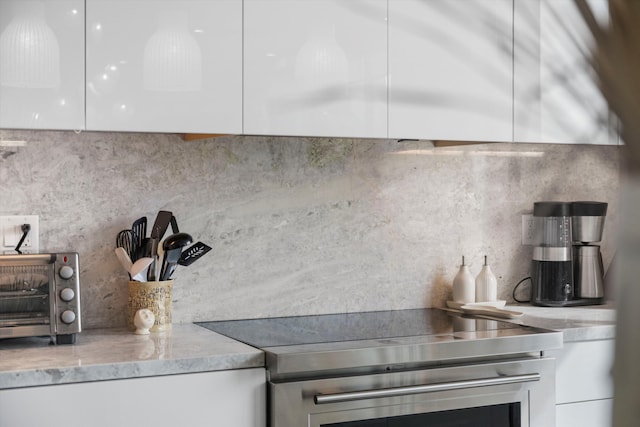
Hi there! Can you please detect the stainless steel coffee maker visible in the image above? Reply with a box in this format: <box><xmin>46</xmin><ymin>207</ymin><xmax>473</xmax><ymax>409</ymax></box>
<box><xmin>571</xmin><ymin>201</ymin><xmax>607</xmax><ymax>304</ymax></box>
<box><xmin>530</xmin><ymin>201</ymin><xmax>607</xmax><ymax>307</ymax></box>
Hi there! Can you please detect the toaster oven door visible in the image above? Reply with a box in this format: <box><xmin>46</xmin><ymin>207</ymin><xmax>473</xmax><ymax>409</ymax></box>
<box><xmin>0</xmin><ymin>264</ymin><xmax>53</xmax><ymax>337</ymax></box>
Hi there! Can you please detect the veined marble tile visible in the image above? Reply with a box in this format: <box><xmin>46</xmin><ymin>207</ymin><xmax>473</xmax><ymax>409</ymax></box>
<box><xmin>0</xmin><ymin>130</ymin><xmax>621</xmax><ymax>328</ymax></box>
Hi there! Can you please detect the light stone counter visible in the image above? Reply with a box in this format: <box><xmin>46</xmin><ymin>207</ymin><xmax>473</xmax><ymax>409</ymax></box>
<box><xmin>0</xmin><ymin>323</ymin><xmax>264</xmax><ymax>390</ymax></box>
<box><xmin>0</xmin><ymin>306</ymin><xmax>616</xmax><ymax>390</ymax></box>
<box><xmin>507</xmin><ymin>303</ymin><xmax>616</xmax><ymax>342</ymax></box>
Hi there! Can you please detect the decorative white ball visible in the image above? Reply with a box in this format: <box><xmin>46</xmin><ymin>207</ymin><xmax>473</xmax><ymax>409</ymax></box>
<box><xmin>134</xmin><ymin>309</ymin><xmax>155</xmax><ymax>335</ymax></box>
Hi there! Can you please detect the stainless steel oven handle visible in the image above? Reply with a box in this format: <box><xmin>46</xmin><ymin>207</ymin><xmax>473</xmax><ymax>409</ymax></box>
<box><xmin>314</xmin><ymin>373</ymin><xmax>541</xmax><ymax>405</ymax></box>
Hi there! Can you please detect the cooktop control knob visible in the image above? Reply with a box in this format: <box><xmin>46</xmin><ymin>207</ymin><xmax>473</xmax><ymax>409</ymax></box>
<box><xmin>61</xmin><ymin>310</ymin><xmax>76</xmax><ymax>324</ymax></box>
<box><xmin>59</xmin><ymin>265</ymin><xmax>74</xmax><ymax>280</ymax></box>
<box><xmin>60</xmin><ymin>288</ymin><xmax>75</xmax><ymax>302</ymax></box>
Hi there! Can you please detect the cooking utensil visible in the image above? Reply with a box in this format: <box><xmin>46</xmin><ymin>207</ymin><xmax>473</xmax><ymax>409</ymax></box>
<box><xmin>148</xmin><ymin>211</ymin><xmax>173</xmax><ymax>281</ymax></box>
<box><xmin>114</xmin><ymin>247</ymin><xmax>133</xmax><ymax>278</ymax></box>
<box><xmin>160</xmin><ymin>248</ymin><xmax>182</xmax><ymax>281</ymax></box>
<box><xmin>130</xmin><ymin>257</ymin><xmax>154</xmax><ymax>282</ymax></box>
<box><xmin>140</xmin><ymin>237</ymin><xmax>150</xmax><ymax>258</ymax></box>
<box><xmin>178</xmin><ymin>242</ymin><xmax>212</xmax><ymax>266</ymax></box>
<box><xmin>161</xmin><ymin>215</ymin><xmax>180</xmax><ymax>274</ymax></box>
<box><xmin>131</xmin><ymin>216</ymin><xmax>147</xmax><ymax>262</ymax></box>
<box><xmin>160</xmin><ymin>232</ymin><xmax>193</xmax><ymax>281</ymax></box>
<box><xmin>116</xmin><ymin>229</ymin><xmax>134</xmax><ymax>261</ymax></box>
<box><xmin>150</xmin><ymin>211</ymin><xmax>173</xmax><ymax>242</ymax></box>
<box><xmin>156</xmin><ymin>237</ymin><xmax>167</xmax><ymax>283</ymax></box>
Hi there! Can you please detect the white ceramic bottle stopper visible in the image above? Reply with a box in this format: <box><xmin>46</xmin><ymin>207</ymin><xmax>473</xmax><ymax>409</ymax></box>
<box><xmin>133</xmin><ymin>309</ymin><xmax>155</xmax><ymax>335</ymax></box>
<box><xmin>452</xmin><ymin>256</ymin><xmax>475</xmax><ymax>303</ymax></box>
<box><xmin>475</xmin><ymin>255</ymin><xmax>498</xmax><ymax>303</ymax></box>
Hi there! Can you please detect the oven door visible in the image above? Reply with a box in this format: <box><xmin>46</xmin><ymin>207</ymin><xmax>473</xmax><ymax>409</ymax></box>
<box><xmin>270</xmin><ymin>357</ymin><xmax>555</xmax><ymax>427</ymax></box>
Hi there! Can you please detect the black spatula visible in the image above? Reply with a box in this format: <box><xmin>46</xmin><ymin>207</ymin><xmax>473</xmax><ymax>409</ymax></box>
<box><xmin>178</xmin><ymin>242</ymin><xmax>212</xmax><ymax>266</ymax></box>
<box><xmin>148</xmin><ymin>210</ymin><xmax>173</xmax><ymax>280</ymax></box>
<box><xmin>131</xmin><ymin>216</ymin><xmax>147</xmax><ymax>262</ymax></box>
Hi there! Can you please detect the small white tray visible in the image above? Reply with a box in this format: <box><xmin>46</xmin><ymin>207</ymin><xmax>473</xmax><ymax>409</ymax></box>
<box><xmin>446</xmin><ymin>300</ymin><xmax>506</xmax><ymax>310</ymax></box>
<box><xmin>459</xmin><ymin>305</ymin><xmax>523</xmax><ymax>319</ymax></box>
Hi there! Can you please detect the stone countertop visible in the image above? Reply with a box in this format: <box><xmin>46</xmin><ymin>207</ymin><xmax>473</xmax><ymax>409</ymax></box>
<box><xmin>507</xmin><ymin>303</ymin><xmax>616</xmax><ymax>342</ymax></box>
<box><xmin>0</xmin><ymin>305</ymin><xmax>616</xmax><ymax>390</ymax></box>
<box><xmin>0</xmin><ymin>323</ymin><xmax>264</xmax><ymax>390</ymax></box>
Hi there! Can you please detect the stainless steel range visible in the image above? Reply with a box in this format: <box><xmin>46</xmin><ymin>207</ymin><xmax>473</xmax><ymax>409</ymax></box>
<box><xmin>197</xmin><ymin>308</ymin><xmax>562</xmax><ymax>427</ymax></box>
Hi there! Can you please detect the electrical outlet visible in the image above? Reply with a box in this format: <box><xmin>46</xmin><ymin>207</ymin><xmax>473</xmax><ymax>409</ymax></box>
<box><xmin>521</xmin><ymin>214</ymin><xmax>534</xmax><ymax>245</ymax></box>
<box><xmin>0</xmin><ymin>215</ymin><xmax>39</xmax><ymax>254</ymax></box>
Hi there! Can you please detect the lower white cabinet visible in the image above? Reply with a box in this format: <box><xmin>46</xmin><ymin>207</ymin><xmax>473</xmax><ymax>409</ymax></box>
<box><xmin>549</xmin><ymin>339</ymin><xmax>614</xmax><ymax>427</ymax></box>
<box><xmin>0</xmin><ymin>368</ymin><xmax>266</xmax><ymax>427</ymax></box>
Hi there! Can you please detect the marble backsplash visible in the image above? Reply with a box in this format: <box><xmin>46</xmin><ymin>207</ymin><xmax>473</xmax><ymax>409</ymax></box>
<box><xmin>0</xmin><ymin>130</ymin><xmax>621</xmax><ymax>328</ymax></box>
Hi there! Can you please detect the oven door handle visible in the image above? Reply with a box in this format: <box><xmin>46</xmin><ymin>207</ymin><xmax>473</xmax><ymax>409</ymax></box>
<box><xmin>314</xmin><ymin>373</ymin><xmax>541</xmax><ymax>405</ymax></box>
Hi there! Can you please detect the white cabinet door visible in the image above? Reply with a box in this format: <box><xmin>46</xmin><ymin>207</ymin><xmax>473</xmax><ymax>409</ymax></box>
<box><xmin>388</xmin><ymin>0</ymin><xmax>513</xmax><ymax>142</ymax></box>
<box><xmin>514</xmin><ymin>0</ymin><xmax>614</xmax><ymax>144</ymax></box>
<box><xmin>0</xmin><ymin>368</ymin><xmax>266</xmax><ymax>427</ymax></box>
<box><xmin>0</xmin><ymin>0</ymin><xmax>84</xmax><ymax>130</ymax></box>
<box><xmin>86</xmin><ymin>0</ymin><xmax>242</xmax><ymax>133</ymax></box>
<box><xmin>244</xmin><ymin>0</ymin><xmax>387</xmax><ymax>138</ymax></box>
<box><xmin>548</xmin><ymin>339</ymin><xmax>614</xmax><ymax>427</ymax></box>
<box><xmin>552</xmin><ymin>339</ymin><xmax>614</xmax><ymax>404</ymax></box>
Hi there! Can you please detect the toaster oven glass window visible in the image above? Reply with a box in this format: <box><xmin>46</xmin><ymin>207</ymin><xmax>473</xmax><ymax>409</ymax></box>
<box><xmin>0</xmin><ymin>265</ymin><xmax>51</xmax><ymax>326</ymax></box>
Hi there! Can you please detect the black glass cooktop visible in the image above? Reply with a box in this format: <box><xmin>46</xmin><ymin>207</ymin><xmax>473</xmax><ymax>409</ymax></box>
<box><xmin>196</xmin><ymin>308</ymin><xmax>519</xmax><ymax>348</ymax></box>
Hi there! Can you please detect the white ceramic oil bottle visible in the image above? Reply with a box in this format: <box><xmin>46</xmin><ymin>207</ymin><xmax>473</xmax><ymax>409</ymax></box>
<box><xmin>452</xmin><ymin>256</ymin><xmax>475</xmax><ymax>303</ymax></box>
<box><xmin>475</xmin><ymin>255</ymin><xmax>497</xmax><ymax>302</ymax></box>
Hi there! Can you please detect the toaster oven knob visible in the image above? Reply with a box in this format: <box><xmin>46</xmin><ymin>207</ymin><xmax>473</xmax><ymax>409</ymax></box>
<box><xmin>60</xmin><ymin>288</ymin><xmax>75</xmax><ymax>302</ymax></box>
<box><xmin>59</xmin><ymin>265</ymin><xmax>74</xmax><ymax>280</ymax></box>
<box><xmin>61</xmin><ymin>310</ymin><xmax>76</xmax><ymax>324</ymax></box>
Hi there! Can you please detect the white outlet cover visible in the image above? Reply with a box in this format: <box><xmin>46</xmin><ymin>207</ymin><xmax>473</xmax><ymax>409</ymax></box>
<box><xmin>0</xmin><ymin>215</ymin><xmax>39</xmax><ymax>254</ymax></box>
<box><xmin>521</xmin><ymin>214</ymin><xmax>534</xmax><ymax>245</ymax></box>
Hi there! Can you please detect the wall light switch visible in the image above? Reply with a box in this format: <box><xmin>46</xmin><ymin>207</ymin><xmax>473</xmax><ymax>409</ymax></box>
<box><xmin>0</xmin><ymin>215</ymin><xmax>39</xmax><ymax>254</ymax></box>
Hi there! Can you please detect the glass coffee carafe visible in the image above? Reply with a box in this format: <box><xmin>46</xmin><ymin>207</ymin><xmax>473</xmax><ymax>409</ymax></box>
<box><xmin>531</xmin><ymin>202</ymin><xmax>574</xmax><ymax>306</ymax></box>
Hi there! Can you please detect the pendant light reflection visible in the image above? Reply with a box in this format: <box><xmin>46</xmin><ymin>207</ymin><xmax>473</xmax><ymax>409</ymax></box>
<box><xmin>0</xmin><ymin>1</ymin><xmax>60</xmax><ymax>88</ymax></box>
<box><xmin>143</xmin><ymin>11</ymin><xmax>202</xmax><ymax>92</ymax></box>
<box><xmin>294</xmin><ymin>25</ymin><xmax>348</xmax><ymax>97</ymax></box>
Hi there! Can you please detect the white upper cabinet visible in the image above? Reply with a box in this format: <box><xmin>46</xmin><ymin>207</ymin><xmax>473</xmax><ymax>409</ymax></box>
<box><xmin>514</xmin><ymin>0</ymin><xmax>615</xmax><ymax>144</ymax></box>
<box><xmin>86</xmin><ymin>0</ymin><xmax>242</xmax><ymax>133</ymax></box>
<box><xmin>0</xmin><ymin>0</ymin><xmax>85</xmax><ymax>130</ymax></box>
<box><xmin>244</xmin><ymin>0</ymin><xmax>387</xmax><ymax>138</ymax></box>
<box><xmin>388</xmin><ymin>0</ymin><xmax>513</xmax><ymax>142</ymax></box>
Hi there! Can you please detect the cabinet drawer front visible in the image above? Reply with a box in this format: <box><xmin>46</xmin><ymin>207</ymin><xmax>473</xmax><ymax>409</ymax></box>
<box><xmin>556</xmin><ymin>399</ymin><xmax>613</xmax><ymax>427</ymax></box>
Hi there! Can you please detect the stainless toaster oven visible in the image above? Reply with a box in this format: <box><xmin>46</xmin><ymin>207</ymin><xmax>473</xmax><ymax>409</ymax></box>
<box><xmin>0</xmin><ymin>253</ymin><xmax>81</xmax><ymax>344</ymax></box>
